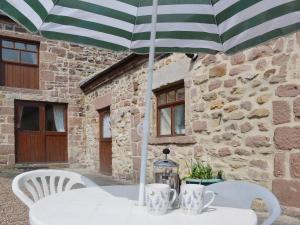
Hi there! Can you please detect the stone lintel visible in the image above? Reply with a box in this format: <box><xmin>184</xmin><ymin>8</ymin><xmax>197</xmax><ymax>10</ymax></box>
<box><xmin>94</xmin><ymin>93</ymin><xmax>112</xmax><ymax>110</ymax></box>
<box><xmin>149</xmin><ymin>136</ymin><xmax>196</xmax><ymax>145</ymax></box>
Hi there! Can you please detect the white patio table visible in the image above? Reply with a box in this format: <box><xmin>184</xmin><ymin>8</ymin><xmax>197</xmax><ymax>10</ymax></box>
<box><xmin>29</xmin><ymin>185</ymin><xmax>257</xmax><ymax>225</ymax></box>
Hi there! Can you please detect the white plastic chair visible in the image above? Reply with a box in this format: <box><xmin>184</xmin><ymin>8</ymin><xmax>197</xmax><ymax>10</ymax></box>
<box><xmin>12</xmin><ymin>169</ymin><xmax>97</xmax><ymax>208</ymax></box>
<box><xmin>206</xmin><ymin>181</ymin><xmax>281</xmax><ymax>225</ymax></box>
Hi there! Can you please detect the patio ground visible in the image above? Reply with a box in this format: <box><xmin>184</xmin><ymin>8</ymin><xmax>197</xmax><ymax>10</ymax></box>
<box><xmin>0</xmin><ymin>168</ymin><xmax>299</xmax><ymax>225</ymax></box>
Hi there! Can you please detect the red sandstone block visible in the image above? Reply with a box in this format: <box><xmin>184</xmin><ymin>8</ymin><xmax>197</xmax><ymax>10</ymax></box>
<box><xmin>290</xmin><ymin>153</ymin><xmax>300</xmax><ymax>178</ymax></box>
<box><xmin>274</xmin><ymin>127</ymin><xmax>300</xmax><ymax>150</ymax></box>
<box><xmin>272</xmin><ymin>101</ymin><xmax>291</xmax><ymax>125</ymax></box>
<box><xmin>69</xmin><ymin>118</ymin><xmax>83</xmax><ymax>127</ymax></box>
<box><xmin>276</xmin><ymin>84</ymin><xmax>300</xmax><ymax>97</ymax></box>
<box><xmin>273</xmin><ymin>179</ymin><xmax>300</xmax><ymax>207</ymax></box>
<box><xmin>0</xmin><ymin>145</ymin><xmax>14</xmax><ymax>155</ymax></box>
<box><xmin>208</xmin><ymin>80</ymin><xmax>222</xmax><ymax>91</ymax></box>
<box><xmin>245</xmin><ymin>136</ymin><xmax>271</xmax><ymax>148</ymax></box>
<box><xmin>0</xmin><ymin>107</ymin><xmax>14</xmax><ymax>115</ymax></box>
<box><xmin>1</xmin><ymin>124</ymin><xmax>14</xmax><ymax>134</ymax></box>
<box><xmin>274</xmin><ymin>153</ymin><xmax>285</xmax><ymax>177</ymax></box>
<box><xmin>224</xmin><ymin>79</ymin><xmax>236</xmax><ymax>88</ymax></box>
<box><xmin>250</xmin><ymin>159</ymin><xmax>268</xmax><ymax>169</ymax></box>
<box><xmin>218</xmin><ymin>147</ymin><xmax>231</xmax><ymax>157</ymax></box>
<box><xmin>192</xmin><ymin>121</ymin><xmax>207</xmax><ymax>133</ymax></box>
<box><xmin>293</xmin><ymin>98</ymin><xmax>300</xmax><ymax>117</ymax></box>
<box><xmin>132</xmin><ymin>157</ymin><xmax>141</xmax><ymax>171</ymax></box>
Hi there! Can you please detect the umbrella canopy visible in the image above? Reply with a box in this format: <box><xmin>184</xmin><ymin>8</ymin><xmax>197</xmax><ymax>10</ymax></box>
<box><xmin>1</xmin><ymin>0</ymin><xmax>299</xmax><ymax>54</ymax></box>
<box><xmin>1</xmin><ymin>0</ymin><xmax>300</xmax><ymax>206</ymax></box>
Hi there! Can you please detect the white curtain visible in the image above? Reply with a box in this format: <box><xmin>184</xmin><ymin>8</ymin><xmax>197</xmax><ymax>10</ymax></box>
<box><xmin>53</xmin><ymin>105</ymin><xmax>65</xmax><ymax>132</ymax></box>
<box><xmin>17</xmin><ymin>105</ymin><xmax>23</xmax><ymax>129</ymax></box>
<box><xmin>102</xmin><ymin>113</ymin><xmax>111</xmax><ymax>138</ymax></box>
<box><xmin>175</xmin><ymin>105</ymin><xmax>185</xmax><ymax>134</ymax></box>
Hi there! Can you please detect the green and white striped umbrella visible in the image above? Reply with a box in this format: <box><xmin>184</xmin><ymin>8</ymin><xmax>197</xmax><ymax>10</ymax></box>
<box><xmin>1</xmin><ymin>0</ymin><xmax>299</xmax><ymax>54</ymax></box>
<box><xmin>2</xmin><ymin>0</ymin><xmax>299</xmax><ymax>206</ymax></box>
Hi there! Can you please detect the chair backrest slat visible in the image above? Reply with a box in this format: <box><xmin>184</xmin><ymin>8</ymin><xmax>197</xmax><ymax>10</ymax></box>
<box><xmin>12</xmin><ymin>169</ymin><xmax>97</xmax><ymax>208</ymax></box>
<box><xmin>24</xmin><ymin>180</ymin><xmax>39</xmax><ymax>202</ymax></box>
<box><xmin>31</xmin><ymin>177</ymin><xmax>44</xmax><ymax>200</ymax></box>
<box><xmin>49</xmin><ymin>175</ymin><xmax>56</xmax><ymax>195</ymax></box>
<box><xmin>57</xmin><ymin>176</ymin><xmax>65</xmax><ymax>193</ymax></box>
<box><xmin>64</xmin><ymin>180</ymin><xmax>75</xmax><ymax>191</ymax></box>
<box><xmin>206</xmin><ymin>181</ymin><xmax>281</xmax><ymax>225</ymax></box>
<box><xmin>41</xmin><ymin>176</ymin><xmax>49</xmax><ymax>197</ymax></box>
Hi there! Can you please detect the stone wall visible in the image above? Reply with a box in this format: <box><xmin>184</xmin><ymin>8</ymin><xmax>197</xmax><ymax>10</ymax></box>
<box><xmin>84</xmin><ymin>32</ymin><xmax>300</xmax><ymax>216</ymax></box>
<box><xmin>0</xmin><ymin>18</ymin><xmax>126</xmax><ymax>167</ymax></box>
<box><xmin>84</xmin><ymin>61</ymin><xmax>149</xmax><ymax>181</ymax></box>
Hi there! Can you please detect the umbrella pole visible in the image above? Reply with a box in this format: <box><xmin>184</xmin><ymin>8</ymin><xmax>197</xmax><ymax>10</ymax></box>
<box><xmin>138</xmin><ymin>0</ymin><xmax>159</xmax><ymax>206</ymax></box>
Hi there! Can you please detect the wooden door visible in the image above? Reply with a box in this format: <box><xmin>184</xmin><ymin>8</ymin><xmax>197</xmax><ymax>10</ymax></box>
<box><xmin>99</xmin><ymin>108</ymin><xmax>112</xmax><ymax>175</ymax></box>
<box><xmin>15</xmin><ymin>100</ymin><xmax>68</xmax><ymax>163</ymax></box>
<box><xmin>16</xmin><ymin>101</ymin><xmax>45</xmax><ymax>162</ymax></box>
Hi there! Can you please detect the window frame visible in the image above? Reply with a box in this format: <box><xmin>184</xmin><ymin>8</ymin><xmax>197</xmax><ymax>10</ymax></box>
<box><xmin>155</xmin><ymin>81</ymin><xmax>185</xmax><ymax>137</ymax></box>
<box><xmin>0</xmin><ymin>37</ymin><xmax>39</xmax><ymax>67</ymax></box>
<box><xmin>45</xmin><ymin>103</ymin><xmax>68</xmax><ymax>134</ymax></box>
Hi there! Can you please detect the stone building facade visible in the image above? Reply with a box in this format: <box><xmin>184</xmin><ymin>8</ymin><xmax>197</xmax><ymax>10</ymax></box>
<box><xmin>1</xmin><ymin>14</ymin><xmax>300</xmax><ymax>217</ymax></box>
<box><xmin>0</xmin><ymin>17</ymin><xmax>126</xmax><ymax>167</ymax></box>
<box><xmin>81</xmin><ymin>33</ymin><xmax>300</xmax><ymax>216</ymax></box>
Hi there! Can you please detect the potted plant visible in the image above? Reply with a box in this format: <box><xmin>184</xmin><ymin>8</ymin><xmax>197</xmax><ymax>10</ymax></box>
<box><xmin>183</xmin><ymin>161</ymin><xmax>224</xmax><ymax>186</ymax></box>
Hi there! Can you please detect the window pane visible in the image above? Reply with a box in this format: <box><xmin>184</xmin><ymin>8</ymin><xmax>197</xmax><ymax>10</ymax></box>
<box><xmin>21</xmin><ymin>51</ymin><xmax>37</xmax><ymax>64</ymax></box>
<box><xmin>27</xmin><ymin>44</ymin><xmax>37</xmax><ymax>52</ymax></box>
<box><xmin>174</xmin><ymin>105</ymin><xmax>185</xmax><ymax>135</ymax></box>
<box><xmin>2</xmin><ymin>48</ymin><xmax>19</xmax><ymax>62</ymax></box>
<box><xmin>102</xmin><ymin>113</ymin><xmax>111</xmax><ymax>138</ymax></box>
<box><xmin>159</xmin><ymin>108</ymin><xmax>171</xmax><ymax>135</ymax></box>
<box><xmin>167</xmin><ymin>91</ymin><xmax>176</xmax><ymax>103</ymax></box>
<box><xmin>20</xmin><ymin>106</ymin><xmax>39</xmax><ymax>131</ymax></box>
<box><xmin>2</xmin><ymin>40</ymin><xmax>13</xmax><ymax>48</ymax></box>
<box><xmin>46</xmin><ymin>105</ymin><xmax>65</xmax><ymax>132</ymax></box>
<box><xmin>176</xmin><ymin>88</ymin><xmax>185</xmax><ymax>101</ymax></box>
<box><xmin>15</xmin><ymin>42</ymin><xmax>26</xmax><ymax>50</ymax></box>
<box><xmin>158</xmin><ymin>93</ymin><xmax>167</xmax><ymax>105</ymax></box>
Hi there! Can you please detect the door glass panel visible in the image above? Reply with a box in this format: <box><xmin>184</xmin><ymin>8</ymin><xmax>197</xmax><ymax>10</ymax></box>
<box><xmin>46</xmin><ymin>104</ymin><xmax>66</xmax><ymax>132</ymax></box>
<box><xmin>21</xmin><ymin>51</ymin><xmax>37</xmax><ymax>64</ymax></box>
<box><xmin>158</xmin><ymin>93</ymin><xmax>167</xmax><ymax>105</ymax></box>
<box><xmin>2</xmin><ymin>48</ymin><xmax>19</xmax><ymax>62</ymax></box>
<box><xmin>20</xmin><ymin>106</ymin><xmax>39</xmax><ymax>131</ymax></box>
<box><xmin>174</xmin><ymin>104</ymin><xmax>185</xmax><ymax>135</ymax></box>
<box><xmin>2</xmin><ymin>40</ymin><xmax>13</xmax><ymax>48</ymax></box>
<box><xmin>15</xmin><ymin>42</ymin><xmax>26</xmax><ymax>50</ymax></box>
<box><xmin>167</xmin><ymin>90</ymin><xmax>175</xmax><ymax>103</ymax></box>
<box><xmin>176</xmin><ymin>88</ymin><xmax>185</xmax><ymax>101</ymax></box>
<box><xmin>102</xmin><ymin>113</ymin><xmax>111</xmax><ymax>138</ymax></box>
<box><xmin>27</xmin><ymin>44</ymin><xmax>37</xmax><ymax>52</ymax></box>
<box><xmin>159</xmin><ymin>108</ymin><xmax>171</xmax><ymax>135</ymax></box>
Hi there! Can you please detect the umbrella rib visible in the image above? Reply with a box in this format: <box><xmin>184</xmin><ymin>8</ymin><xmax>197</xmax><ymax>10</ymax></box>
<box><xmin>129</xmin><ymin>0</ymin><xmax>141</xmax><ymax>49</ymax></box>
<box><xmin>210</xmin><ymin>0</ymin><xmax>224</xmax><ymax>52</ymax></box>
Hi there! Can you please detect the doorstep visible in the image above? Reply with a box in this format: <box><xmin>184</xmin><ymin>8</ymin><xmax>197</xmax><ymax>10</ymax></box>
<box><xmin>15</xmin><ymin>163</ymin><xmax>69</xmax><ymax>171</ymax></box>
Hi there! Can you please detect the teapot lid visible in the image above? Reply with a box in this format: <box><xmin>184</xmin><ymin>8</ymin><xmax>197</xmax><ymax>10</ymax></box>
<box><xmin>153</xmin><ymin>148</ymin><xmax>178</xmax><ymax>168</ymax></box>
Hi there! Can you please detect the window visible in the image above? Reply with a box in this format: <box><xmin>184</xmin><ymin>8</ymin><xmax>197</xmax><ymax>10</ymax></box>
<box><xmin>156</xmin><ymin>83</ymin><xmax>185</xmax><ymax>136</ymax></box>
<box><xmin>46</xmin><ymin>104</ymin><xmax>66</xmax><ymax>132</ymax></box>
<box><xmin>1</xmin><ymin>40</ymin><xmax>38</xmax><ymax>64</ymax></box>
<box><xmin>0</xmin><ymin>38</ymin><xmax>39</xmax><ymax>89</ymax></box>
<box><xmin>18</xmin><ymin>105</ymin><xmax>40</xmax><ymax>131</ymax></box>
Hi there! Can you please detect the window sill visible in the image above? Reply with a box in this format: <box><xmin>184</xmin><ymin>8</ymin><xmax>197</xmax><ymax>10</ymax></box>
<box><xmin>149</xmin><ymin>135</ymin><xmax>196</xmax><ymax>145</ymax></box>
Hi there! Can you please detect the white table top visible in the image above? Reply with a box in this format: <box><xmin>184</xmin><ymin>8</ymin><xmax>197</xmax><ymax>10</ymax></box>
<box><xmin>29</xmin><ymin>186</ymin><xmax>257</xmax><ymax>225</ymax></box>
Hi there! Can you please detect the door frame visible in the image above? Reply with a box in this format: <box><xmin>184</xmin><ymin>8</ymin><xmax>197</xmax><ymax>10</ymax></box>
<box><xmin>14</xmin><ymin>99</ymin><xmax>68</xmax><ymax>163</ymax></box>
<box><xmin>98</xmin><ymin>107</ymin><xmax>112</xmax><ymax>175</ymax></box>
